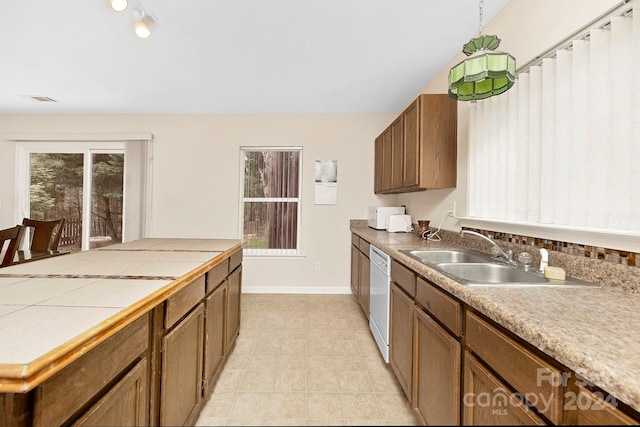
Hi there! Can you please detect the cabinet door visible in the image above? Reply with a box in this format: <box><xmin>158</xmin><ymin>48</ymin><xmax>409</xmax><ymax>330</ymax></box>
<box><xmin>374</xmin><ymin>135</ymin><xmax>383</xmax><ymax>193</ymax></box>
<box><xmin>381</xmin><ymin>127</ymin><xmax>393</xmax><ymax>192</ymax></box>
<box><xmin>160</xmin><ymin>304</ymin><xmax>205</xmax><ymax>427</ymax></box>
<box><xmin>413</xmin><ymin>308</ymin><xmax>461</xmax><ymax>426</ymax></box>
<box><xmin>203</xmin><ymin>280</ymin><xmax>228</xmax><ymax>398</ymax></box>
<box><xmin>226</xmin><ymin>266</ymin><xmax>242</xmax><ymax>352</ymax></box>
<box><xmin>72</xmin><ymin>359</ymin><xmax>148</xmax><ymax>427</ymax></box>
<box><xmin>351</xmin><ymin>244</ymin><xmax>360</xmax><ymax>298</ymax></box>
<box><xmin>403</xmin><ymin>98</ymin><xmax>420</xmax><ymax>188</ymax></box>
<box><xmin>391</xmin><ymin>116</ymin><xmax>404</xmax><ymax>190</ymax></box>
<box><xmin>418</xmin><ymin>94</ymin><xmax>457</xmax><ymax>189</ymax></box>
<box><xmin>358</xmin><ymin>250</ymin><xmax>370</xmax><ymax>316</ymax></box>
<box><xmin>390</xmin><ymin>282</ymin><xmax>414</xmax><ymax>401</ymax></box>
<box><xmin>463</xmin><ymin>352</ymin><xmax>545</xmax><ymax>425</ymax></box>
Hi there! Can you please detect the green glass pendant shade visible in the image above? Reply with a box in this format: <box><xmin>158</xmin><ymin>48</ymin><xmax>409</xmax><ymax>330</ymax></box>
<box><xmin>448</xmin><ymin>35</ymin><xmax>516</xmax><ymax>101</ymax></box>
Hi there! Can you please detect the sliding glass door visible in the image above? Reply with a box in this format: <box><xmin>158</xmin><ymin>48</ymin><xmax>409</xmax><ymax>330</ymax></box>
<box><xmin>19</xmin><ymin>143</ymin><xmax>125</xmax><ymax>251</ymax></box>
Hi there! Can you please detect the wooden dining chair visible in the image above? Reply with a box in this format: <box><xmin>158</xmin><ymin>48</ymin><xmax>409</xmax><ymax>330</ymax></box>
<box><xmin>0</xmin><ymin>225</ymin><xmax>25</xmax><ymax>267</ymax></box>
<box><xmin>22</xmin><ymin>218</ymin><xmax>66</xmax><ymax>251</ymax></box>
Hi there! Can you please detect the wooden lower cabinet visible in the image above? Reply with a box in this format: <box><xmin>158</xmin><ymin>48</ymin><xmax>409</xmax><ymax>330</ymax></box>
<box><xmin>72</xmin><ymin>359</ymin><xmax>148</xmax><ymax>427</ymax></box>
<box><xmin>358</xmin><ymin>250</ymin><xmax>370</xmax><ymax>315</ymax></box>
<box><xmin>350</xmin><ymin>234</ymin><xmax>371</xmax><ymax>317</ymax></box>
<box><xmin>365</xmin><ymin>250</ymin><xmax>640</xmax><ymax>426</ymax></box>
<box><xmin>350</xmin><ymin>243</ymin><xmax>359</xmax><ymax>297</ymax></box>
<box><xmin>226</xmin><ymin>265</ymin><xmax>242</xmax><ymax>352</ymax></box>
<box><xmin>390</xmin><ymin>282</ymin><xmax>415</xmax><ymax>401</ymax></box>
<box><xmin>33</xmin><ymin>314</ymin><xmax>150</xmax><ymax>427</ymax></box>
<box><xmin>413</xmin><ymin>307</ymin><xmax>461</xmax><ymax>425</ymax></box>
<box><xmin>0</xmin><ymin>250</ymin><xmax>244</xmax><ymax>427</ymax></box>
<box><xmin>160</xmin><ymin>303</ymin><xmax>205</xmax><ymax>426</ymax></box>
<box><xmin>203</xmin><ymin>280</ymin><xmax>228</xmax><ymax>397</ymax></box>
<box><xmin>463</xmin><ymin>352</ymin><xmax>545</xmax><ymax>425</ymax></box>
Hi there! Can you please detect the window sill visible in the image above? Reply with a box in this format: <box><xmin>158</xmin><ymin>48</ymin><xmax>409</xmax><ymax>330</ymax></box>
<box><xmin>458</xmin><ymin>217</ymin><xmax>640</xmax><ymax>253</ymax></box>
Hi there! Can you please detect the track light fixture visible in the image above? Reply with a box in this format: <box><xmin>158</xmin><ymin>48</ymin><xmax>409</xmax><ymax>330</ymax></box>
<box><xmin>110</xmin><ymin>0</ymin><xmax>128</xmax><ymax>12</ymax></box>
<box><xmin>110</xmin><ymin>0</ymin><xmax>158</xmax><ymax>39</ymax></box>
<box><xmin>133</xmin><ymin>10</ymin><xmax>152</xmax><ymax>38</ymax></box>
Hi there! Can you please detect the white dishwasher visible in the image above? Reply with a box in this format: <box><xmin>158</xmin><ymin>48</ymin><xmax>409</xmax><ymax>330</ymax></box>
<box><xmin>369</xmin><ymin>244</ymin><xmax>391</xmax><ymax>363</ymax></box>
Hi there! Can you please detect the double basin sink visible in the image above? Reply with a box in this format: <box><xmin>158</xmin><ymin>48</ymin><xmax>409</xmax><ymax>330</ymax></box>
<box><xmin>399</xmin><ymin>249</ymin><xmax>599</xmax><ymax>288</ymax></box>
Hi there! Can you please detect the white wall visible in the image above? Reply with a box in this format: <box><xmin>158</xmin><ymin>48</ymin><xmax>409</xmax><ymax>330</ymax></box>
<box><xmin>0</xmin><ymin>113</ymin><xmax>396</xmax><ymax>293</ymax></box>
<box><xmin>397</xmin><ymin>0</ymin><xmax>621</xmax><ymax>238</ymax></box>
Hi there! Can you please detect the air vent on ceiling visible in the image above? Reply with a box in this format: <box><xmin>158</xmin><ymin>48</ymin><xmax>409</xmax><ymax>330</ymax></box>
<box><xmin>30</xmin><ymin>96</ymin><xmax>58</xmax><ymax>102</ymax></box>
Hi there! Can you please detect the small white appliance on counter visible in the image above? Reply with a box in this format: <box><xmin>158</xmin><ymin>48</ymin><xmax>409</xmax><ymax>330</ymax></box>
<box><xmin>368</xmin><ymin>206</ymin><xmax>405</xmax><ymax>230</ymax></box>
<box><xmin>387</xmin><ymin>214</ymin><xmax>414</xmax><ymax>233</ymax></box>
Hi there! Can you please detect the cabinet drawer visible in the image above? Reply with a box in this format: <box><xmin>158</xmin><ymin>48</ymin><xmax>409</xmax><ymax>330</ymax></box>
<box><xmin>358</xmin><ymin>239</ymin><xmax>370</xmax><ymax>256</ymax></box>
<box><xmin>229</xmin><ymin>249</ymin><xmax>242</xmax><ymax>273</ymax></box>
<box><xmin>575</xmin><ymin>384</ymin><xmax>639</xmax><ymax>425</ymax></box>
<box><xmin>165</xmin><ymin>275</ymin><xmax>205</xmax><ymax>329</ymax></box>
<box><xmin>415</xmin><ymin>276</ymin><xmax>461</xmax><ymax>337</ymax></box>
<box><xmin>206</xmin><ymin>260</ymin><xmax>228</xmax><ymax>293</ymax></box>
<box><xmin>351</xmin><ymin>234</ymin><xmax>360</xmax><ymax>247</ymax></box>
<box><xmin>465</xmin><ymin>310</ymin><xmax>565</xmax><ymax>424</ymax></box>
<box><xmin>391</xmin><ymin>259</ymin><xmax>415</xmax><ymax>297</ymax></box>
<box><xmin>34</xmin><ymin>314</ymin><xmax>150</xmax><ymax>427</ymax></box>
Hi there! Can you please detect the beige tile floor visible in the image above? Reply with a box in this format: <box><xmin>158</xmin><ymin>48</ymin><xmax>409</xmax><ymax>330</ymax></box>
<box><xmin>195</xmin><ymin>293</ymin><xmax>420</xmax><ymax>426</ymax></box>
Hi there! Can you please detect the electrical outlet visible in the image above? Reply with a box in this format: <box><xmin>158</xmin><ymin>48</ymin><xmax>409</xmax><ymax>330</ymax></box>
<box><xmin>449</xmin><ymin>202</ymin><xmax>456</xmax><ymax>217</ymax></box>
<box><xmin>314</xmin><ymin>261</ymin><xmax>321</xmax><ymax>271</ymax></box>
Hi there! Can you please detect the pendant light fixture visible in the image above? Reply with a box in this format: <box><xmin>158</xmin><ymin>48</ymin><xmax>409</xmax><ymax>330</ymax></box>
<box><xmin>448</xmin><ymin>0</ymin><xmax>516</xmax><ymax>101</ymax></box>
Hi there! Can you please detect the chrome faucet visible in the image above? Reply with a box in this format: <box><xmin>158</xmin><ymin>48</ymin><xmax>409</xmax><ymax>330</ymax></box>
<box><xmin>460</xmin><ymin>230</ymin><xmax>516</xmax><ymax>265</ymax></box>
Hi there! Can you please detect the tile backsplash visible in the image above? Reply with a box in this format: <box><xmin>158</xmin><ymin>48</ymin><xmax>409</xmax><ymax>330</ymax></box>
<box><xmin>460</xmin><ymin>228</ymin><xmax>639</xmax><ymax>268</ymax></box>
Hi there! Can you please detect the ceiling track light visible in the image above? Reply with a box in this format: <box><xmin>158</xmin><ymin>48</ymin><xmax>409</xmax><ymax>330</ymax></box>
<box><xmin>132</xmin><ymin>9</ymin><xmax>154</xmax><ymax>39</ymax></box>
<box><xmin>110</xmin><ymin>0</ymin><xmax>128</xmax><ymax>12</ymax></box>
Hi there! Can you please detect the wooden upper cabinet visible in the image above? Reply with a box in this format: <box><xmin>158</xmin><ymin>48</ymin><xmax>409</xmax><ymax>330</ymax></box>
<box><xmin>391</xmin><ymin>116</ymin><xmax>404</xmax><ymax>190</ymax></box>
<box><xmin>374</xmin><ymin>135</ymin><xmax>383</xmax><ymax>194</ymax></box>
<box><xmin>403</xmin><ymin>98</ymin><xmax>420</xmax><ymax>188</ymax></box>
<box><xmin>418</xmin><ymin>94</ymin><xmax>457</xmax><ymax>190</ymax></box>
<box><xmin>381</xmin><ymin>126</ymin><xmax>393</xmax><ymax>192</ymax></box>
<box><xmin>374</xmin><ymin>94</ymin><xmax>457</xmax><ymax>194</ymax></box>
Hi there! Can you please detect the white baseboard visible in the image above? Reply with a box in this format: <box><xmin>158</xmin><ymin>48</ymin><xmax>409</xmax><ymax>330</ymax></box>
<box><xmin>242</xmin><ymin>286</ymin><xmax>351</xmax><ymax>294</ymax></box>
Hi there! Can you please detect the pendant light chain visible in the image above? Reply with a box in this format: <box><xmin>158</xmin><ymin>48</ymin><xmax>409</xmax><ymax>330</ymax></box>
<box><xmin>478</xmin><ymin>0</ymin><xmax>484</xmax><ymax>34</ymax></box>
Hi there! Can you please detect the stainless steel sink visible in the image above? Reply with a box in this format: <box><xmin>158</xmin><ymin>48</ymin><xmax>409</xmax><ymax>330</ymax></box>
<box><xmin>437</xmin><ymin>262</ymin><xmax>547</xmax><ymax>285</ymax></box>
<box><xmin>399</xmin><ymin>248</ymin><xmax>600</xmax><ymax>288</ymax></box>
<box><xmin>436</xmin><ymin>262</ymin><xmax>599</xmax><ymax>287</ymax></box>
<box><xmin>400</xmin><ymin>249</ymin><xmax>491</xmax><ymax>265</ymax></box>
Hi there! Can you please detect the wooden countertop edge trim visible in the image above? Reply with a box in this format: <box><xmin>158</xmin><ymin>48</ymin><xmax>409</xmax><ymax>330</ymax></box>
<box><xmin>0</xmin><ymin>242</ymin><xmax>244</xmax><ymax>393</ymax></box>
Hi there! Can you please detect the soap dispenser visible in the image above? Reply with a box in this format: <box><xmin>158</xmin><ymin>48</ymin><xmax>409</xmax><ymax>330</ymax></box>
<box><xmin>539</xmin><ymin>248</ymin><xmax>549</xmax><ymax>272</ymax></box>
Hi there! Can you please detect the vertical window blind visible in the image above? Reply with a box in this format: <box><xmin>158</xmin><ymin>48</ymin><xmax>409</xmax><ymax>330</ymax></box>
<box><xmin>240</xmin><ymin>147</ymin><xmax>302</xmax><ymax>256</ymax></box>
<box><xmin>468</xmin><ymin>0</ymin><xmax>640</xmax><ymax>235</ymax></box>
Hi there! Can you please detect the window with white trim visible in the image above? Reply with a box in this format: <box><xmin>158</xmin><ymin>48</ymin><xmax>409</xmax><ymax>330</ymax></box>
<box><xmin>467</xmin><ymin>1</ymin><xmax>640</xmax><ymax>243</ymax></box>
<box><xmin>239</xmin><ymin>147</ymin><xmax>302</xmax><ymax>256</ymax></box>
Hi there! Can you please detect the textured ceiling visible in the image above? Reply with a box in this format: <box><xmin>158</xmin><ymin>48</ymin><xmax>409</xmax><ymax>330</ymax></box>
<box><xmin>0</xmin><ymin>0</ymin><xmax>511</xmax><ymax>114</ymax></box>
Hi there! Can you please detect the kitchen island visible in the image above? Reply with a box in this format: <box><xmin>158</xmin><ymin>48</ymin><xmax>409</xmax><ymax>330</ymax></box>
<box><xmin>351</xmin><ymin>222</ymin><xmax>640</xmax><ymax>425</ymax></box>
<box><xmin>0</xmin><ymin>238</ymin><xmax>243</xmax><ymax>427</ymax></box>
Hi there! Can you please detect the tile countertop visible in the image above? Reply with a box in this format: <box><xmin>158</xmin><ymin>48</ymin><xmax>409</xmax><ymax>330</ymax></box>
<box><xmin>0</xmin><ymin>238</ymin><xmax>243</xmax><ymax>393</ymax></box>
<box><xmin>350</xmin><ymin>222</ymin><xmax>640</xmax><ymax>414</ymax></box>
